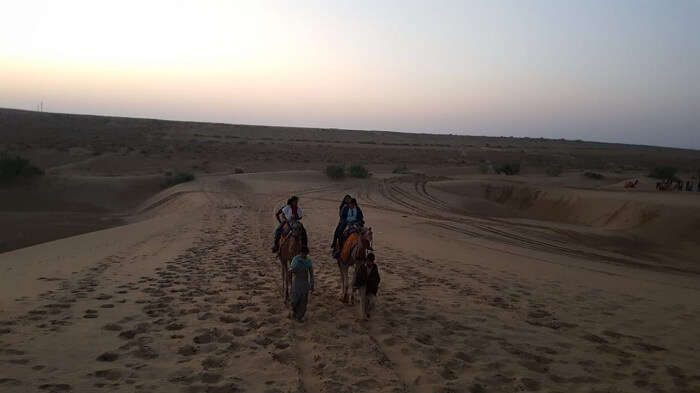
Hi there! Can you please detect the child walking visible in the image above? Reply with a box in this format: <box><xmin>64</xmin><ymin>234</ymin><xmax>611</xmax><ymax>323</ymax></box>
<box><xmin>353</xmin><ymin>253</ymin><xmax>380</xmax><ymax>320</ymax></box>
<box><xmin>289</xmin><ymin>246</ymin><xmax>314</xmax><ymax>322</ymax></box>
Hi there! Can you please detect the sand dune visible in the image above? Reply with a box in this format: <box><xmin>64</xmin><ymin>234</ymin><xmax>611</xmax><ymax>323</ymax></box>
<box><xmin>2</xmin><ymin>109</ymin><xmax>700</xmax><ymax>392</ymax></box>
<box><xmin>1</xmin><ymin>171</ymin><xmax>699</xmax><ymax>393</ymax></box>
<box><xmin>0</xmin><ymin>174</ymin><xmax>163</xmax><ymax>253</ymax></box>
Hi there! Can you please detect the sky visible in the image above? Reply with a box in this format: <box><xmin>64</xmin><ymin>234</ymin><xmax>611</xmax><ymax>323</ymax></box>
<box><xmin>1</xmin><ymin>0</ymin><xmax>698</xmax><ymax>148</ymax></box>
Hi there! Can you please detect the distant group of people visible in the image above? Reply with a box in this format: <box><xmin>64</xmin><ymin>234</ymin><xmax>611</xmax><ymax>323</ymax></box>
<box><xmin>656</xmin><ymin>179</ymin><xmax>700</xmax><ymax>192</ymax></box>
<box><xmin>272</xmin><ymin>194</ymin><xmax>380</xmax><ymax>322</ymax></box>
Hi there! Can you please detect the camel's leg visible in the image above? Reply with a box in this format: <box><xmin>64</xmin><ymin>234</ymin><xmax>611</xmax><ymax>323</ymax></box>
<box><xmin>280</xmin><ymin>260</ymin><xmax>286</xmax><ymax>300</ymax></box>
<box><xmin>282</xmin><ymin>260</ymin><xmax>290</xmax><ymax>305</ymax></box>
<box><xmin>344</xmin><ymin>266</ymin><xmax>351</xmax><ymax>303</ymax></box>
<box><xmin>341</xmin><ymin>266</ymin><xmax>347</xmax><ymax>303</ymax></box>
<box><xmin>337</xmin><ymin>260</ymin><xmax>345</xmax><ymax>302</ymax></box>
<box><xmin>344</xmin><ymin>268</ymin><xmax>350</xmax><ymax>303</ymax></box>
<box><xmin>349</xmin><ymin>265</ymin><xmax>356</xmax><ymax>305</ymax></box>
<box><xmin>339</xmin><ymin>263</ymin><xmax>349</xmax><ymax>303</ymax></box>
<box><xmin>359</xmin><ymin>285</ymin><xmax>367</xmax><ymax>320</ymax></box>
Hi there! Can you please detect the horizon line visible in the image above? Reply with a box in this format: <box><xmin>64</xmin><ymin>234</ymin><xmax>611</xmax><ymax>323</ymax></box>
<box><xmin>1</xmin><ymin>105</ymin><xmax>697</xmax><ymax>153</ymax></box>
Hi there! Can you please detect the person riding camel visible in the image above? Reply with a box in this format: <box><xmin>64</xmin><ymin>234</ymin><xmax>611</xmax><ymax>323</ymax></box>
<box><xmin>272</xmin><ymin>196</ymin><xmax>308</xmax><ymax>253</ymax></box>
<box><xmin>331</xmin><ymin>195</ymin><xmax>352</xmax><ymax>250</ymax></box>
<box><xmin>334</xmin><ymin>198</ymin><xmax>365</xmax><ymax>257</ymax></box>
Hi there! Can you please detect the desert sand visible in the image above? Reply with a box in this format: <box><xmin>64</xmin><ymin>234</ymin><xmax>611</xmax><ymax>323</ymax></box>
<box><xmin>1</xmin><ymin>108</ymin><xmax>700</xmax><ymax>392</ymax></box>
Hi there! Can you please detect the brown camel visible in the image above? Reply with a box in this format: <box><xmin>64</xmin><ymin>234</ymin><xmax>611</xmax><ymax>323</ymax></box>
<box><xmin>277</xmin><ymin>221</ymin><xmax>303</xmax><ymax>304</ymax></box>
<box><xmin>336</xmin><ymin>226</ymin><xmax>373</xmax><ymax>304</ymax></box>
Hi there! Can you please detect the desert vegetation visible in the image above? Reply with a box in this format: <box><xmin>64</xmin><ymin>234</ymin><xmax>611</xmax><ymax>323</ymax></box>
<box><xmin>0</xmin><ymin>154</ymin><xmax>43</xmax><ymax>183</ymax></box>
<box><xmin>348</xmin><ymin>165</ymin><xmax>370</xmax><ymax>178</ymax></box>
<box><xmin>649</xmin><ymin>166</ymin><xmax>678</xmax><ymax>180</ymax></box>
<box><xmin>161</xmin><ymin>172</ymin><xmax>195</xmax><ymax>188</ymax></box>
<box><xmin>325</xmin><ymin>165</ymin><xmax>346</xmax><ymax>180</ymax></box>
<box><xmin>325</xmin><ymin>164</ymin><xmax>371</xmax><ymax>179</ymax></box>
<box><xmin>583</xmin><ymin>171</ymin><xmax>604</xmax><ymax>180</ymax></box>
<box><xmin>495</xmin><ymin>162</ymin><xmax>521</xmax><ymax>176</ymax></box>
<box><xmin>546</xmin><ymin>164</ymin><xmax>563</xmax><ymax>177</ymax></box>
<box><xmin>392</xmin><ymin>165</ymin><xmax>410</xmax><ymax>174</ymax></box>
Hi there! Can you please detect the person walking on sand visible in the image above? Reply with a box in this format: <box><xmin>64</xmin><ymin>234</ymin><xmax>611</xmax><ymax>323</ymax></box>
<box><xmin>353</xmin><ymin>253</ymin><xmax>380</xmax><ymax>320</ymax></box>
<box><xmin>289</xmin><ymin>246</ymin><xmax>314</xmax><ymax>322</ymax></box>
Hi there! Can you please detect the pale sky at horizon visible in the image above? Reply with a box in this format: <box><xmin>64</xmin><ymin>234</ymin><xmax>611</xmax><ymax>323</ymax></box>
<box><xmin>1</xmin><ymin>1</ymin><xmax>698</xmax><ymax>148</ymax></box>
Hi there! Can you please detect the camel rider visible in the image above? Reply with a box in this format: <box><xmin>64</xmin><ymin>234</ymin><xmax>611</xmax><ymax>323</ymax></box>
<box><xmin>331</xmin><ymin>195</ymin><xmax>352</xmax><ymax>249</ymax></box>
<box><xmin>343</xmin><ymin>198</ymin><xmax>364</xmax><ymax>227</ymax></box>
<box><xmin>272</xmin><ymin>196</ymin><xmax>309</xmax><ymax>253</ymax></box>
<box><xmin>334</xmin><ymin>198</ymin><xmax>364</xmax><ymax>256</ymax></box>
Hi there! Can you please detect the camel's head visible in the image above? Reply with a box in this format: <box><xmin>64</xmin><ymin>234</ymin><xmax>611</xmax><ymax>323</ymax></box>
<box><xmin>288</xmin><ymin>220</ymin><xmax>302</xmax><ymax>236</ymax></box>
<box><xmin>361</xmin><ymin>226</ymin><xmax>373</xmax><ymax>243</ymax></box>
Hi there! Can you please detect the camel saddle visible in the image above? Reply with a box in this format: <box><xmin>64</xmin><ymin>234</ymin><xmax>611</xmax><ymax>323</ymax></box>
<box><xmin>279</xmin><ymin>221</ymin><xmax>300</xmax><ymax>248</ymax></box>
<box><xmin>340</xmin><ymin>233</ymin><xmax>360</xmax><ymax>263</ymax></box>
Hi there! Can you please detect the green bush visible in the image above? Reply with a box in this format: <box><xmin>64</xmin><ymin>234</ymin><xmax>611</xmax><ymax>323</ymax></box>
<box><xmin>583</xmin><ymin>171</ymin><xmax>604</xmax><ymax>180</ymax></box>
<box><xmin>478</xmin><ymin>160</ymin><xmax>490</xmax><ymax>174</ymax></box>
<box><xmin>162</xmin><ymin>172</ymin><xmax>195</xmax><ymax>188</ymax></box>
<box><xmin>325</xmin><ymin>165</ymin><xmax>345</xmax><ymax>180</ymax></box>
<box><xmin>495</xmin><ymin>162</ymin><xmax>521</xmax><ymax>176</ymax></box>
<box><xmin>392</xmin><ymin>165</ymin><xmax>409</xmax><ymax>174</ymax></box>
<box><xmin>648</xmin><ymin>166</ymin><xmax>677</xmax><ymax>179</ymax></box>
<box><xmin>546</xmin><ymin>164</ymin><xmax>563</xmax><ymax>177</ymax></box>
<box><xmin>349</xmin><ymin>165</ymin><xmax>370</xmax><ymax>178</ymax></box>
<box><xmin>0</xmin><ymin>154</ymin><xmax>43</xmax><ymax>183</ymax></box>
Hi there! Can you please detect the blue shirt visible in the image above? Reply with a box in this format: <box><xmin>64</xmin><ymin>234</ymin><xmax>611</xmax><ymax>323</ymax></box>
<box><xmin>346</xmin><ymin>208</ymin><xmax>358</xmax><ymax>223</ymax></box>
<box><xmin>290</xmin><ymin>255</ymin><xmax>313</xmax><ymax>270</ymax></box>
<box><xmin>290</xmin><ymin>255</ymin><xmax>314</xmax><ymax>292</ymax></box>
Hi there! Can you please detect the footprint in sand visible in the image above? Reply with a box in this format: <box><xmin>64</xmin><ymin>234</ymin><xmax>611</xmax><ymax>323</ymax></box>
<box><xmin>201</xmin><ymin>356</ymin><xmax>227</xmax><ymax>369</ymax></box>
<box><xmin>177</xmin><ymin>345</ymin><xmax>199</xmax><ymax>356</ymax></box>
<box><xmin>97</xmin><ymin>352</ymin><xmax>119</xmax><ymax>362</ymax></box>
<box><xmin>39</xmin><ymin>383</ymin><xmax>72</xmax><ymax>392</ymax></box>
<box><xmin>93</xmin><ymin>368</ymin><xmax>123</xmax><ymax>381</ymax></box>
<box><xmin>102</xmin><ymin>323</ymin><xmax>122</xmax><ymax>331</ymax></box>
<box><xmin>0</xmin><ymin>378</ymin><xmax>22</xmax><ymax>387</ymax></box>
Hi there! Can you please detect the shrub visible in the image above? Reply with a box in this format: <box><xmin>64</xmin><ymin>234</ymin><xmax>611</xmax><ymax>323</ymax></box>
<box><xmin>495</xmin><ymin>162</ymin><xmax>521</xmax><ymax>176</ymax></box>
<box><xmin>162</xmin><ymin>172</ymin><xmax>195</xmax><ymax>188</ymax></box>
<box><xmin>648</xmin><ymin>166</ymin><xmax>677</xmax><ymax>179</ymax></box>
<box><xmin>583</xmin><ymin>171</ymin><xmax>604</xmax><ymax>180</ymax></box>
<box><xmin>478</xmin><ymin>160</ymin><xmax>491</xmax><ymax>174</ymax></box>
<box><xmin>234</xmin><ymin>168</ymin><xmax>244</xmax><ymax>174</ymax></box>
<box><xmin>325</xmin><ymin>165</ymin><xmax>345</xmax><ymax>180</ymax></box>
<box><xmin>348</xmin><ymin>165</ymin><xmax>370</xmax><ymax>178</ymax></box>
<box><xmin>0</xmin><ymin>154</ymin><xmax>44</xmax><ymax>183</ymax></box>
<box><xmin>546</xmin><ymin>164</ymin><xmax>563</xmax><ymax>177</ymax></box>
<box><xmin>392</xmin><ymin>165</ymin><xmax>409</xmax><ymax>174</ymax></box>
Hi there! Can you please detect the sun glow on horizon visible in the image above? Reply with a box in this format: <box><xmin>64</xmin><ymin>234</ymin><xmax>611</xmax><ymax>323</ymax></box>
<box><xmin>1</xmin><ymin>0</ymin><xmax>698</xmax><ymax>148</ymax></box>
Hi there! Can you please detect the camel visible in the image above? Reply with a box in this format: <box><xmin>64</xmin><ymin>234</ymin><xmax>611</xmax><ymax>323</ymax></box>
<box><xmin>277</xmin><ymin>221</ymin><xmax>303</xmax><ymax>304</ymax></box>
<box><xmin>336</xmin><ymin>226</ymin><xmax>373</xmax><ymax>304</ymax></box>
<box><xmin>657</xmin><ymin>179</ymin><xmax>673</xmax><ymax>191</ymax></box>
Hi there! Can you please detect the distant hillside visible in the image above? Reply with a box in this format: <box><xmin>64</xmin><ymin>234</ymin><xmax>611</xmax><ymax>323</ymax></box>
<box><xmin>1</xmin><ymin>107</ymin><xmax>699</xmax><ymax>175</ymax></box>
